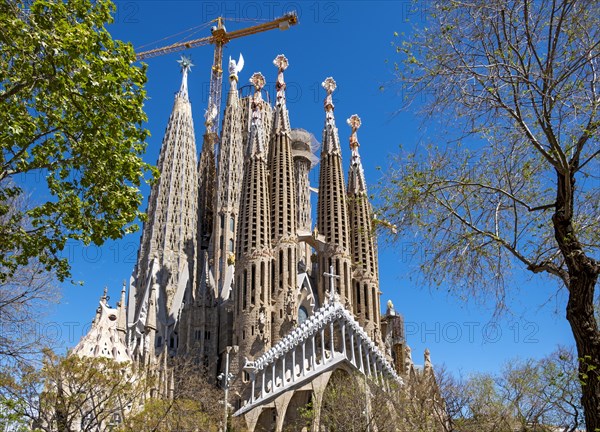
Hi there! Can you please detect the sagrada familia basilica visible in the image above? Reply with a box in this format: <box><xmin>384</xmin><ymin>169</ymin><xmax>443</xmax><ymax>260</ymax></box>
<box><xmin>73</xmin><ymin>53</ymin><xmax>434</xmax><ymax>430</ymax></box>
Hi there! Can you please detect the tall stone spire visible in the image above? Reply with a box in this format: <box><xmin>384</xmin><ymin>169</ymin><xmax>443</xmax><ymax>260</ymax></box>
<box><xmin>269</xmin><ymin>55</ymin><xmax>298</xmax><ymax>342</ymax></box>
<box><xmin>197</xmin><ymin>116</ymin><xmax>217</xmax><ymax>253</ymax></box>
<box><xmin>316</xmin><ymin>77</ymin><xmax>352</xmax><ymax>308</ymax></box>
<box><xmin>133</xmin><ymin>56</ymin><xmax>198</xmax><ymax>339</ymax></box>
<box><xmin>212</xmin><ymin>58</ymin><xmax>245</xmax><ymax>368</ymax></box>
<box><xmin>212</xmin><ymin>54</ymin><xmax>244</xmax><ymax>300</ymax></box>
<box><xmin>346</xmin><ymin>115</ymin><xmax>381</xmax><ymax>340</ymax></box>
<box><xmin>235</xmin><ymin>72</ymin><xmax>273</xmax><ymax>358</ymax></box>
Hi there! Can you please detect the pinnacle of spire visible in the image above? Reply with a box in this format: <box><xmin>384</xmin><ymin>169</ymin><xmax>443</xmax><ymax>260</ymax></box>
<box><xmin>146</xmin><ymin>280</ymin><xmax>158</xmax><ymax>332</ymax></box>
<box><xmin>228</xmin><ymin>53</ymin><xmax>244</xmax><ymax>82</ymax></box>
<box><xmin>250</xmin><ymin>72</ymin><xmax>266</xmax><ymax>100</ymax></box>
<box><xmin>247</xmin><ymin>72</ymin><xmax>267</xmax><ymax>157</ymax></box>
<box><xmin>347</xmin><ymin>114</ymin><xmax>367</xmax><ymax>195</ymax></box>
<box><xmin>227</xmin><ymin>53</ymin><xmax>243</xmax><ymax>105</ymax></box>
<box><xmin>177</xmin><ymin>56</ymin><xmax>193</xmax><ymax>100</ymax></box>
<box><xmin>117</xmin><ymin>281</ymin><xmax>127</xmax><ymax>334</ymax></box>
<box><xmin>322</xmin><ymin>77</ymin><xmax>336</xmax><ymax>114</ymax></box>
<box><xmin>272</xmin><ymin>54</ymin><xmax>291</xmax><ymax>133</ymax></box>
<box><xmin>321</xmin><ymin>77</ymin><xmax>341</xmax><ymax>154</ymax></box>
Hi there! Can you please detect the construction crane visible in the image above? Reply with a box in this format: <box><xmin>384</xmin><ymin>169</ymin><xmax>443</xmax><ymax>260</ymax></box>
<box><xmin>136</xmin><ymin>13</ymin><xmax>298</xmax><ymax>136</ymax></box>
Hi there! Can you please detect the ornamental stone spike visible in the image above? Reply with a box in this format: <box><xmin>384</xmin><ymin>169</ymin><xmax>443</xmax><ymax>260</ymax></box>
<box><xmin>177</xmin><ymin>55</ymin><xmax>193</xmax><ymax>100</ymax></box>
<box><xmin>322</xmin><ymin>77</ymin><xmax>336</xmax><ymax>113</ymax></box>
<box><xmin>250</xmin><ymin>72</ymin><xmax>266</xmax><ymax>93</ymax></box>
<box><xmin>347</xmin><ymin>114</ymin><xmax>361</xmax><ymax>151</ymax></box>
<box><xmin>273</xmin><ymin>54</ymin><xmax>288</xmax><ymax>101</ymax></box>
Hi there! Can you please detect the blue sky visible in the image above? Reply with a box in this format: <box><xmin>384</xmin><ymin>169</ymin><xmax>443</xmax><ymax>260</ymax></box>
<box><xmin>42</xmin><ymin>0</ymin><xmax>575</xmax><ymax>377</ymax></box>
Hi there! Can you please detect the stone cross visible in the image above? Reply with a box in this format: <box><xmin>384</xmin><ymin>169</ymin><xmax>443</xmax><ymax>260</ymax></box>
<box><xmin>323</xmin><ymin>265</ymin><xmax>340</xmax><ymax>304</ymax></box>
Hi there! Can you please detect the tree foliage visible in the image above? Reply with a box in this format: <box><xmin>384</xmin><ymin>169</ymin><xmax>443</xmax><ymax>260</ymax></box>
<box><xmin>382</xmin><ymin>0</ymin><xmax>599</xmax><ymax>427</ymax></box>
<box><xmin>440</xmin><ymin>347</ymin><xmax>584</xmax><ymax>431</ymax></box>
<box><xmin>0</xmin><ymin>351</ymin><xmax>150</xmax><ymax>432</ymax></box>
<box><xmin>299</xmin><ymin>369</ymin><xmax>446</xmax><ymax>432</ymax></box>
<box><xmin>117</xmin><ymin>357</ymin><xmax>223</xmax><ymax>432</ymax></box>
<box><xmin>0</xmin><ymin>0</ymin><xmax>153</xmax><ymax>282</ymax></box>
<box><xmin>0</xmin><ymin>257</ymin><xmax>58</xmax><ymax>365</ymax></box>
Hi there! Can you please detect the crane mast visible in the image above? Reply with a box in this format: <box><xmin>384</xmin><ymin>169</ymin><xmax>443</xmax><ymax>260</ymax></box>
<box><xmin>136</xmin><ymin>13</ymin><xmax>298</xmax><ymax>136</ymax></box>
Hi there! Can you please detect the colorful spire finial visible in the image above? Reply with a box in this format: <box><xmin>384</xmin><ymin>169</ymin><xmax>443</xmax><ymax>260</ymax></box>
<box><xmin>249</xmin><ymin>72</ymin><xmax>266</xmax><ymax>114</ymax></box>
<box><xmin>273</xmin><ymin>54</ymin><xmax>289</xmax><ymax>72</ymax></box>
<box><xmin>322</xmin><ymin>77</ymin><xmax>336</xmax><ymax>112</ymax></box>
<box><xmin>250</xmin><ymin>72</ymin><xmax>266</xmax><ymax>92</ymax></box>
<box><xmin>273</xmin><ymin>54</ymin><xmax>288</xmax><ymax>101</ymax></box>
<box><xmin>177</xmin><ymin>56</ymin><xmax>193</xmax><ymax>102</ymax></box>
<box><xmin>347</xmin><ymin>114</ymin><xmax>361</xmax><ymax>150</ymax></box>
<box><xmin>177</xmin><ymin>55</ymin><xmax>194</xmax><ymax>72</ymax></box>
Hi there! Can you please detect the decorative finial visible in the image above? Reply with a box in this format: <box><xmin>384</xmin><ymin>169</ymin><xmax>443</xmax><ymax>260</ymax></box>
<box><xmin>228</xmin><ymin>53</ymin><xmax>244</xmax><ymax>82</ymax></box>
<box><xmin>177</xmin><ymin>56</ymin><xmax>193</xmax><ymax>103</ymax></box>
<box><xmin>250</xmin><ymin>72</ymin><xmax>266</xmax><ymax>92</ymax></box>
<box><xmin>249</xmin><ymin>72</ymin><xmax>265</xmax><ymax>115</ymax></box>
<box><xmin>424</xmin><ymin>348</ymin><xmax>432</xmax><ymax>369</ymax></box>
<box><xmin>347</xmin><ymin>114</ymin><xmax>361</xmax><ymax>150</ymax></box>
<box><xmin>322</xmin><ymin>77</ymin><xmax>336</xmax><ymax>112</ymax></box>
<box><xmin>273</xmin><ymin>54</ymin><xmax>289</xmax><ymax>72</ymax></box>
<box><xmin>273</xmin><ymin>54</ymin><xmax>288</xmax><ymax>102</ymax></box>
<box><xmin>177</xmin><ymin>55</ymin><xmax>193</xmax><ymax>73</ymax></box>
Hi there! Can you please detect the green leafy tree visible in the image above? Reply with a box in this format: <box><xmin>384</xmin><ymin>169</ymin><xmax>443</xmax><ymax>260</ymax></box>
<box><xmin>436</xmin><ymin>348</ymin><xmax>583</xmax><ymax>431</ymax></box>
<box><xmin>117</xmin><ymin>356</ymin><xmax>224</xmax><ymax>432</ymax></box>
<box><xmin>0</xmin><ymin>0</ymin><xmax>153</xmax><ymax>282</ymax></box>
<box><xmin>0</xmin><ymin>351</ymin><xmax>150</xmax><ymax>432</ymax></box>
<box><xmin>382</xmin><ymin>1</ymin><xmax>599</xmax><ymax>428</ymax></box>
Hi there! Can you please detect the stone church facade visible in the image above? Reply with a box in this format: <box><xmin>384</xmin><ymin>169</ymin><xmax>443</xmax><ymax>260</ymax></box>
<box><xmin>76</xmin><ymin>54</ymin><xmax>432</xmax><ymax>431</ymax></box>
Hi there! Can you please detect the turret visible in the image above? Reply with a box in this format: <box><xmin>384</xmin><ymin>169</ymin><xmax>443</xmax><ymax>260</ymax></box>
<box><xmin>291</xmin><ymin>129</ymin><xmax>318</xmax><ymax>271</ymax></box>
<box><xmin>346</xmin><ymin>115</ymin><xmax>381</xmax><ymax>342</ymax></box>
<box><xmin>268</xmin><ymin>55</ymin><xmax>298</xmax><ymax>342</ymax></box>
<box><xmin>117</xmin><ymin>281</ymin><xmax>127</xmax><ymax>344</ymax></box>
<box><xmin>144</xmin><ymin>280</ymin><xmax>158</xmax><ymax>365</ymax></box>
<box><xmin>316</xmin><ymin>77</ymin><xmax>352</xmax><ymax>307</ymax></box>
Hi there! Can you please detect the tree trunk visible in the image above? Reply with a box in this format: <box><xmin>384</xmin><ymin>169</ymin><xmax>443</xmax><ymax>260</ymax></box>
<box><xmin>565</xmin><ymin>275</ymin><xmax>600</xmax><ymax>432</ymax></box>
<box><xmin>554</xmin><ymin>170</ymin><xmax>600</xmax><ymax>432</ymax></box>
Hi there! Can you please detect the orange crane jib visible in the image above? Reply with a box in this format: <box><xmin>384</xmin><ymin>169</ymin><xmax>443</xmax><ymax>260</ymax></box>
<box><xmin>136</xmin><ymin>13</ymin><xmax>298</xmax><ymax>61</ymax></box>
<box><xmin>136</xmin><ymin>12</ymin><xmax>298</xmax><ymax>136</ymax></box>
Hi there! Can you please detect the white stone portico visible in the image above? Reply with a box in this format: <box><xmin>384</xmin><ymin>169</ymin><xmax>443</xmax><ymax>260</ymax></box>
<box><xmin>236</xmin><ymin>269</ymin><xmax>401</xmax><ymax>431</ymax></box>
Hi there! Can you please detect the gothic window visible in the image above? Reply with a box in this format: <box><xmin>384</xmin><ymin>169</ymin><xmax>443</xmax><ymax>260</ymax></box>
<box><xmin>298</xmin><ymin>306</ymin><xmax>308</xmax><ymax>325</ymax></box>
<box><xmin>195</xmin><ymin>329</ymin><xmax>201</xmax><ymax>341</ymax></box>
<box><xmin>229</xmin><ymin>238</ymin><xmax>234</xmax><ymax>252</ymax></box>
<box><xmin>251</xmin><ymin>264</ymin><xmax>256</xmax><ymax>305</ymax></box>
<box><xmin>364</xmin><ymin>284</ymin><xmax>369</xmax><ymax>320</ymax></box>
